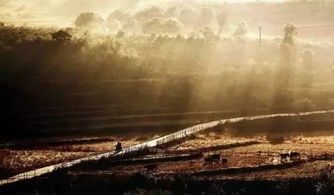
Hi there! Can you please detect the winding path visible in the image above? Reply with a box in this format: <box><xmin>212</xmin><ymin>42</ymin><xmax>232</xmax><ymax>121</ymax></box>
<box><xmin>1</xmin><ymin>109</ymin><xmax>333</xmax><ymax>186</ymax></box>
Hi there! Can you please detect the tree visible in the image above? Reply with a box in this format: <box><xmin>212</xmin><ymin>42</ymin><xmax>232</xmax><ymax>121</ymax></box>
<box><xmin>200</xmin><ymin>27</ymin><xmax>217</xmax><ymax>41</ymax></box>
<box><xmin>199</xmin><ymin>7</ymin><xmax>216</xmax><ymax>28</ymax></box>
<box><xmin>217</xmin><ymin>13</ymin><xmax>227</xmax><ymax>35</ymax></box>
<box><xmin>75</xmin><ymin>12</ymin><xmax>105</xmax><ymax>29</ymax></box>
<box><xmin>282</xmin><ymin>23</ymin><xmax>297</xmax><ymax>45</ymax></box>
<box><xmin>51</xmin><ymin>30</ymin><xmax>72</xmax><ymax>42</ymax></box>
<box><xmin>272</xmin><ymin>24</ymin><xmax>298</xmax><ymax>107</ymax></box>
<box><xmin>161</xmin><ymin>18</ymin><xmax>183</xmax><ymax>34</ymax></box>
<box><xmin>142</xmin><ymin>17</ymin><xmax>161</xmax><ymax>34</ymax></box>
<box><xmin>233</xmin><ymin>22</ymin><xmax>247</xmax><ymax>40</ymax></box>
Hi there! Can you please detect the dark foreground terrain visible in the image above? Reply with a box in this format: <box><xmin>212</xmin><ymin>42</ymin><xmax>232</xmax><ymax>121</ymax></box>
<box><xmin>1</xmin><ymin>114</ymin><xmax>334</xmax><ymax>195</ymax></box>
<box><xmin>1</xmin><ymin>166</ymin><xmax>334</xmax><ymax>195</ymax></box>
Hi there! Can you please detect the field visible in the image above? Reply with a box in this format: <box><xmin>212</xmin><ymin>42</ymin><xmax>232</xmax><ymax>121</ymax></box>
<box><xmin>1</xmin><ymin>113</ymin><xmax>334</xmax><ymax>194</ymax></box>
<box><xmin>66</xmin><ymin>132</ymin><xmax>334</xmax><ymax>179</ymax></box>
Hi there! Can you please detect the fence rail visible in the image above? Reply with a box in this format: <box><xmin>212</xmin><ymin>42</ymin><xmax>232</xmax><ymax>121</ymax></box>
<box><xmin>0</xmin><ymin>109</ymin><xmax>333</xmax><ymax>186</ymax></box>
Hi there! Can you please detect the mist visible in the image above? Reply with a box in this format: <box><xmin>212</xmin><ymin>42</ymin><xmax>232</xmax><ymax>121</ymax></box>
<box><xmin>1</xmin><ymin>0</ymin><xmax>334</xmax><ymax>140</ymax></box>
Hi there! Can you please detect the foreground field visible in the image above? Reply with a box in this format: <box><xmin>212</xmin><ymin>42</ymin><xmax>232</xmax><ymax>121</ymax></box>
<box><xmin>67</xmin><ymin>133</ymin><xmax>334</xmax><ymax>179</ymax></box>
<box><xmin>1</xmin><ymin>112</ymin><xmax>334</xmax><ymax>194</ymax></box>
<box><xmin>1</xmin><ymin>132</ymin><xmax>334</xmax><ymax>195</ymax></box>
<box><xmin>0</xmin><ymin>107</ymin><xmax>290</xmax><ymax>179</ymax></box>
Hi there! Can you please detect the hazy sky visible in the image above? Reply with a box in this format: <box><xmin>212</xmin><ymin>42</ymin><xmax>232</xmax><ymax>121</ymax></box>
<box><xmin>0</xmin><ymin>0</ymin><xmax>284</xmax><ymax>26</ymax></box>
<box><xmin>0</xmin><ymin>0</ymin><xmax>138</xmax><ymax>26</ymax></box>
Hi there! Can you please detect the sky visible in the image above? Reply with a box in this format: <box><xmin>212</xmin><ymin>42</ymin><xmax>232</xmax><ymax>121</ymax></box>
<box><xmin>0</xmin><ymin>0</ymin><xmax>285</xmax><ymax>26</ymax></box>
<box><xmin>0</xmin><ymin>0</ymin><xmax>119</xmax><ymax>26</ymax></box>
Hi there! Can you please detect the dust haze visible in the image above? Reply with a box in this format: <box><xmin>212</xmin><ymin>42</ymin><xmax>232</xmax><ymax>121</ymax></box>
<box><xmin>1</xmin><ymin>0</ymin><xmax>334</xmax><ymax>140</ymax></box>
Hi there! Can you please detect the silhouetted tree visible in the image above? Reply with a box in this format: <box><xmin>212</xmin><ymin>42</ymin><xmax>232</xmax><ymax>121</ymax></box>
<box><xmin>217</xmin><ymin>13</ymin><xmax>227</xmax><ymax>35</ymax></box>
<box><xmin>51</xmin><ymin>30</ymin><xmax>72</xmax><ymax>42</ymax></box>
<box><xmin>282</xmin><ymin>23</ymin><xmax>297</xmax><ymax>45</ymax></box>
<box><xmin>233</xmin><ymin>22</ymin><xmax>247</xmax><ymax>40</ymax></box>
<box><xmin>200</xmin><ymin>27</ymin><xmax>216</xmax><ymax>41</ymax></box>
<box><xmin>75</xmin><ymin>12</ymin><xmax>105</xmax><ymax>29</ymax></box>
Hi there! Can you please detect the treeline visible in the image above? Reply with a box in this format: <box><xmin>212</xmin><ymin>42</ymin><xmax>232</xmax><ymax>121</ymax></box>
<box><xmin>0</xmin><ymin>24</ymin><xmax>333</xmax><ymax>115</ymax></box>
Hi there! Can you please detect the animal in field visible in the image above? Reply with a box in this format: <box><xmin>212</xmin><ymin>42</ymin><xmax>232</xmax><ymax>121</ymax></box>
<box><xmin>204</xmin><ymin>154</ymin><xmax>221</xmax><ymax>165</ymax></box>
<box><xmin>280</xmin><ymin>153</ymin><xmax>290</xmax><ymax>160</ymax></box>
<box><xmin>144</xmin><ymin>164</ymin><xmax>157</xmax><ymax>172</ymax></box>
<box><xmin>221</xmin><ymin>158</ymin><xmax>228</xmax><ymax>165</ymax></box>
<box><xmin>289</xmin><ymin>152</ymin><xmax>300</xmax><ymax>159</ymax></box>
<box><xmin>279</xmin><ymin>151</ymin><xmax>301</xmax><ymax>161</ymax></box>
